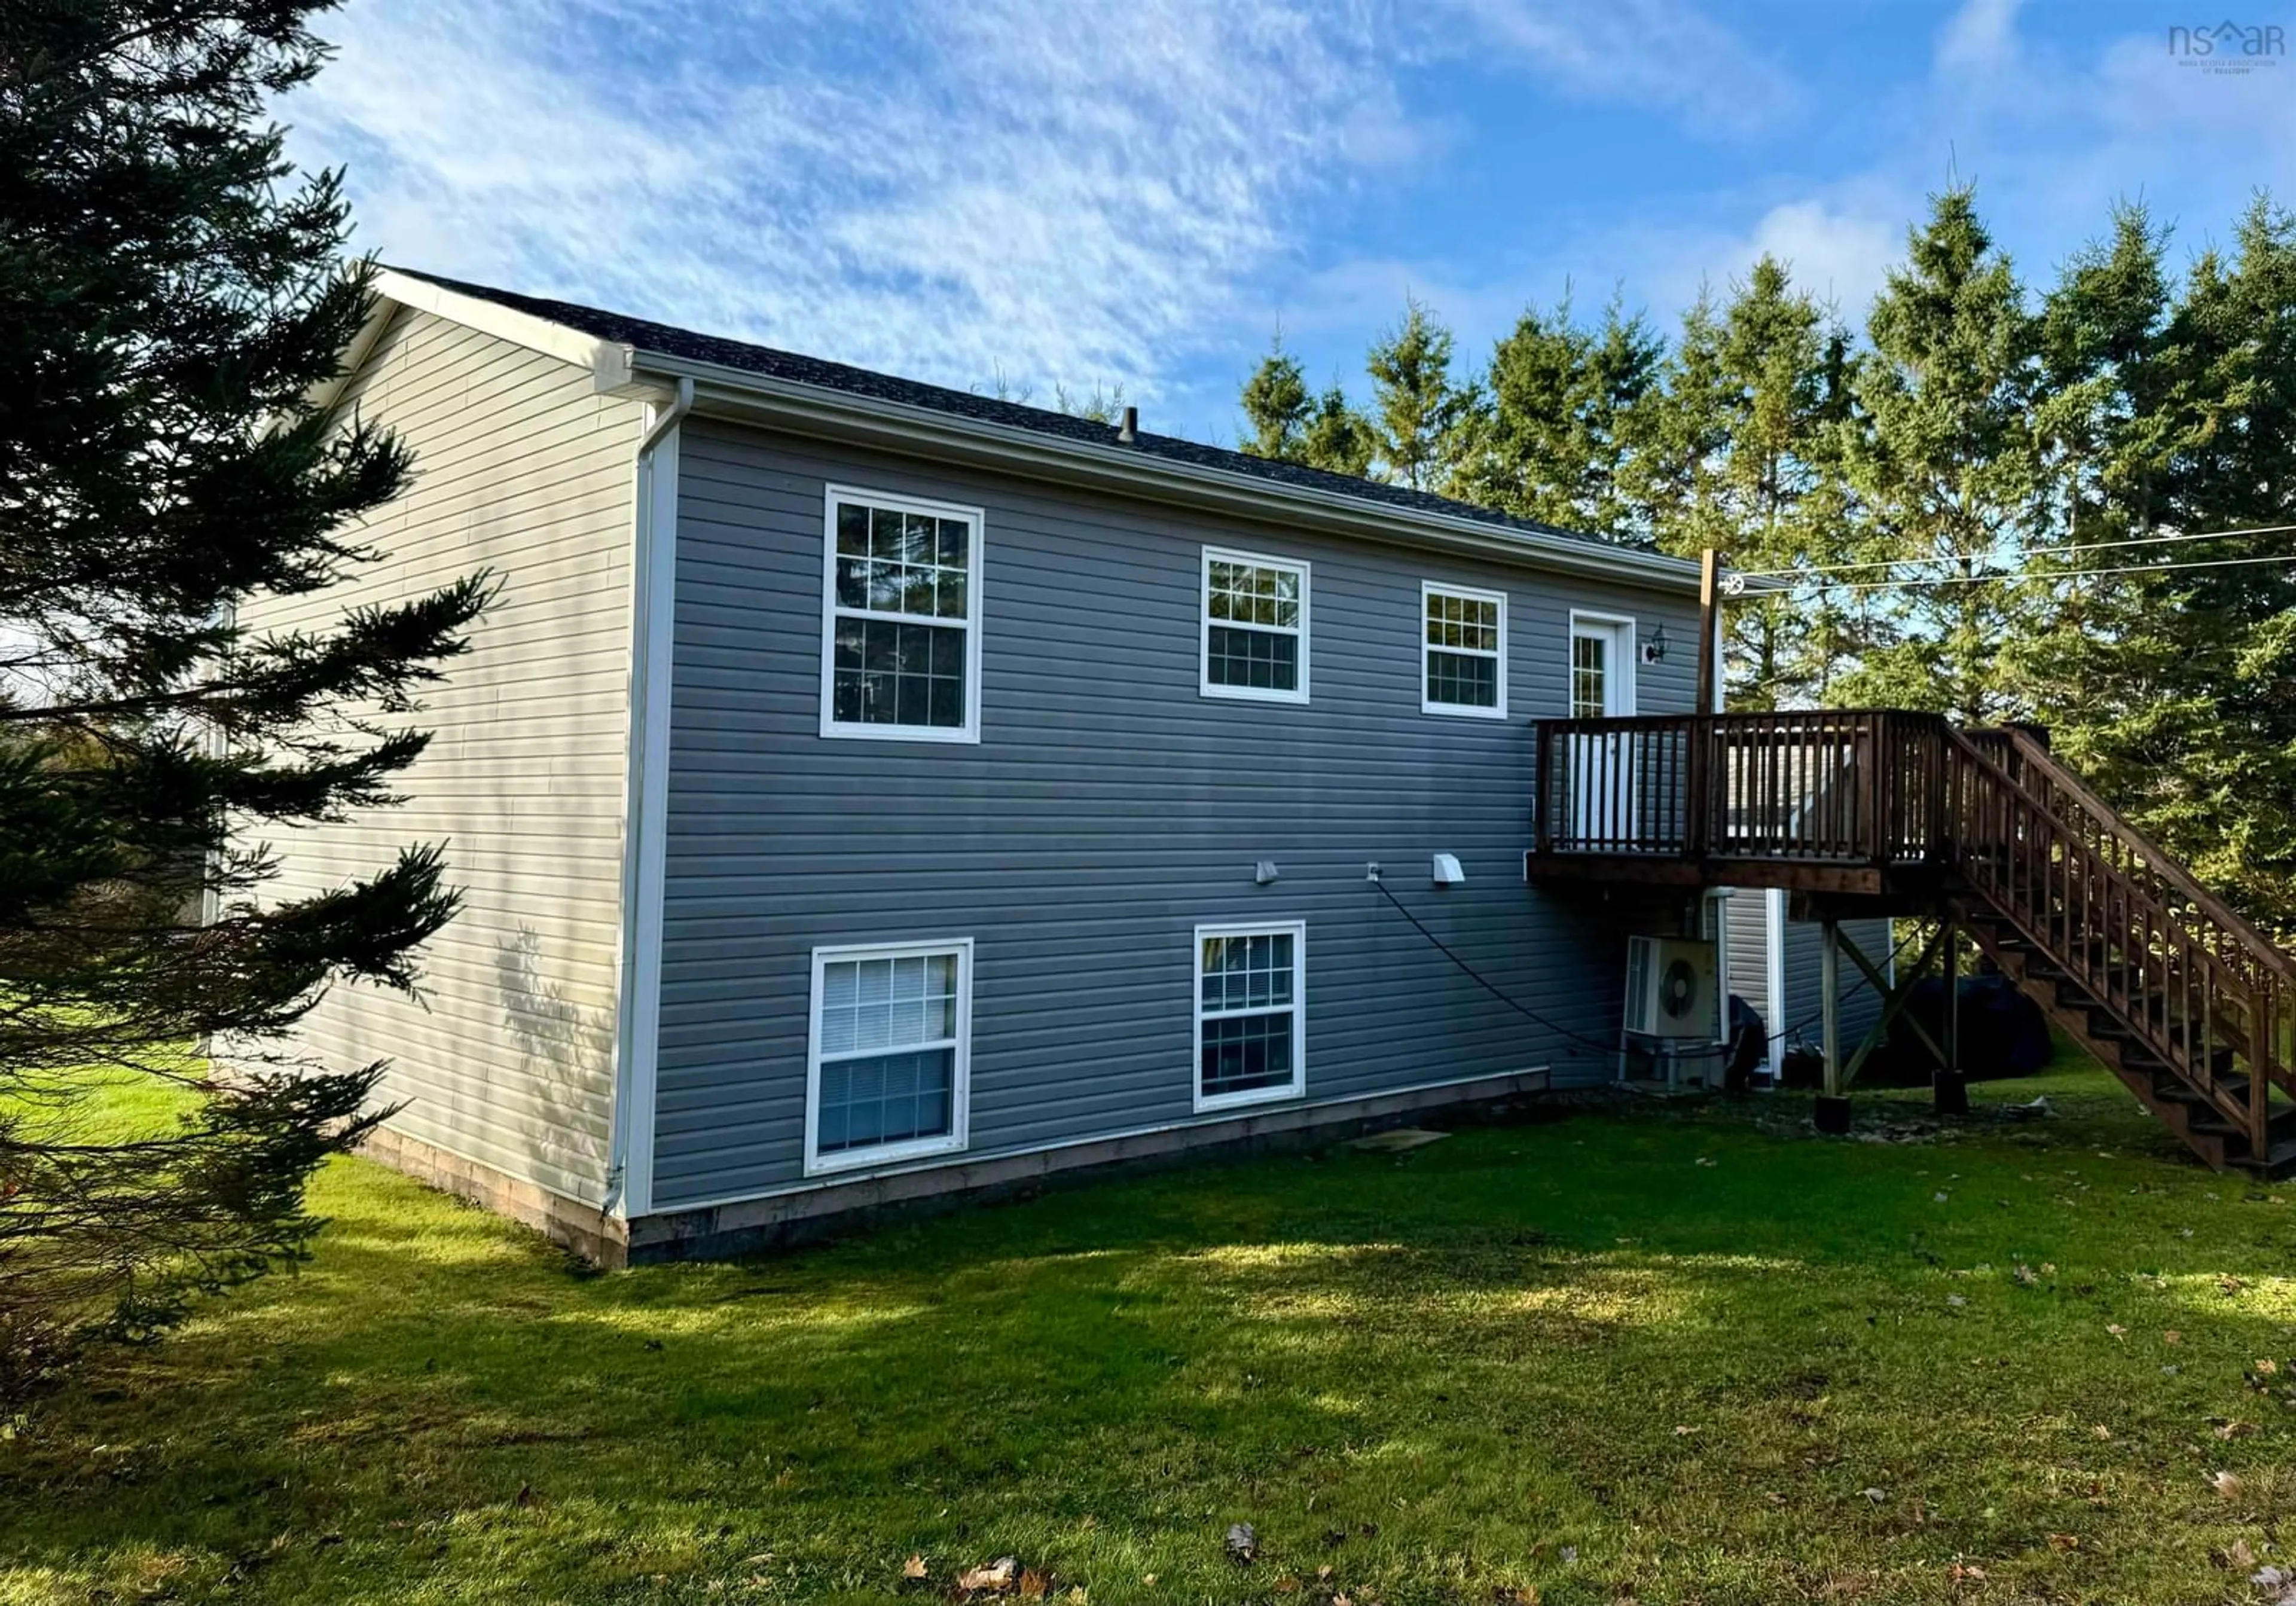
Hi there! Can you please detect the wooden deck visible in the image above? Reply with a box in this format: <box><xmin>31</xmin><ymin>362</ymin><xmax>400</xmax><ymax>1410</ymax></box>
<box><xmin>1525</xmin><ymin>709</ymin><xmax>2296</xmax><ymax>1176</ymax></box>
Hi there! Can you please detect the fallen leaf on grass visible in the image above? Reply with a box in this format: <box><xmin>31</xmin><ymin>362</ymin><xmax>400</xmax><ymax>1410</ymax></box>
<box><xmin>1947</xmin><ymin>1562</ymin><xmax>1989</xmax><ymax>1581</ymax></box>
<box><xmin>958</xmin><ymin>1557</ymin><xmax>1018</xmax><ymax>1593</ymax></box>
<box><xmin>1673</xmin><ymin>1424</ymin><xmax>1699</xmax><ymax>1435</ymax></box>
<box><xmin>1019</xmin><ymin>1569</ymin><xmax>1048</xmax><ymax>1601</ymax></box>
<box><xmin>2222</xmin><ymin>1276</ymin><xmax>2250</xmax><ymax>1295</ymax></box>
<box><xmin>2256</xmin><ymin>1358</ymin><xmax>2280</xmax><ymax>1375</ymax></box>
<box><xmin>903</xmin><ymin>1555</ymin><xmax>928</xmax><ymax>1580</ymax></box>
<box><xmin>2106</xmin><ymin>1324</ymin><xmax>2128</xmax><ymax>1341</ymax></box>
<box><xmin>2046</xmin><ymin>1533</ymin><xmax>2080</xmax><ymax>1552</ymax></box>
<box><xmin>2212</xmin><ymin>1419</ymin><xmax>2257</xmax><ymax>1440</ymax></box>
<box><xmin>1861</xmin><ymin>1488</ymin><xmax>1888</xmax><ymax>1504</ymax></box>
<box><xmin>2209</xmin><ymin>1470</ymin><xmax>2244</xmax><ymax>1501</ymax></box>
<box><xmin>2224</xmin><ymin>1538</ymin><xmax>2257</xmax><ymax>1568</ymax></box>
<box><xmin>2164</xmin><ymin>1330</ymin><xmax>2182</xmax><ymax>1345</ymax></box>
<box><xmin>1272</xmin><ymin>1578</ymin><xmax>1299</xmax><ymax>1595</ymax></box>
<box><xmin>2090</xmin><ymin>1425</ymin><xmax>2111</xmax><ymax>1440</ymax></box>
<box><xmin>2013</xmin><ymin>1264</ymin><xmax>2038</xmax><ymax>1286</ymax></box>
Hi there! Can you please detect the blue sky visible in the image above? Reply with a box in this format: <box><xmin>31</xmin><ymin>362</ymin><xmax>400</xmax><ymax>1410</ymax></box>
<box><xmin>288</xmin><ymin>0</ymin><xmax>2295</xmax><ymax>444</ymax></box>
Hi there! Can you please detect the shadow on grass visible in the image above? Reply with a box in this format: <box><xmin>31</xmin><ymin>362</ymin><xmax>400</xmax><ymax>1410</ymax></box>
<box><xmin>5</xmin><ymin>1070</ymin><xmax>2295</xmax><ymax>1605</ymax></box>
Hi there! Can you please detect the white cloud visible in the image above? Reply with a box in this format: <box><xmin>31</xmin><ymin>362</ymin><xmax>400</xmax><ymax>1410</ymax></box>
<box><xmin>285</xmin><ymin>0</ymin><xmax>1802</xmax><ymax>420</ymax></box>
<box><xmin>288</xmin><ymin>0</ymin><xmax>1403</xmax><ymax>401</ymax></box>
<box><xmin>1421</xmin><ymin>0</ymin><xmax>1801</xmax><ymax>136</ymax></box>
<box><xmin>1724</xmin><ymin>198</ymin><xmax>1905</xmax><ymax>314</ymax></box>
<box><xmin>1936</xmin><ymin>0</ymin><xmax>2022</xmax><ymax>78</ymax></box>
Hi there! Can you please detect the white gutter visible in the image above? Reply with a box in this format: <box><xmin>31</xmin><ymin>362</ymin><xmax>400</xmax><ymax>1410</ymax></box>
<box><xmin>605</xmin><ymin>375</ymin><xmax>693</xmax><ymax>1222</ymax></box>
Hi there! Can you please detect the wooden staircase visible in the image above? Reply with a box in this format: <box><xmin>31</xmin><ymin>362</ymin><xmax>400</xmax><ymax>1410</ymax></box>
<box><xmin>1941</xmin><ymin>728</ymin><xmax>2296</xmax><ymax>1177</ymax></box>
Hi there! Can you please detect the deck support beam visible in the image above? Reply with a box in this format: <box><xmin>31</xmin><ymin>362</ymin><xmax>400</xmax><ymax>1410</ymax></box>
<box><xmin>1818</xmin><ymin>919</ymin><xmax>1959</xmax><ymax>1131</ymax></box>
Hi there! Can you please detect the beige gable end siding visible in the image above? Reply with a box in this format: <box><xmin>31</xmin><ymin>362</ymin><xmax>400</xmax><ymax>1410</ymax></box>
<box><xmin>237</xmin><ymin>305</ymin><xmax>643</xmax><ymax>1208</ymax></box>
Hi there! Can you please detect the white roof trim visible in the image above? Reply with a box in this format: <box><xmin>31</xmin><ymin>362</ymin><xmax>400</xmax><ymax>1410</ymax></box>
<box><xmin>307</xmin><ymin>270</ymin><xmax>639</xmax><ymax>419</ymax></box>
<box><xmin>373</xmin><ymin>268</ymin><xmax>627</xmax><ymax>375</ymax></box>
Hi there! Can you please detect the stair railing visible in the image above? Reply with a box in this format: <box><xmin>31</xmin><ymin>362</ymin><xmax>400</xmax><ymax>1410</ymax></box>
<box><xmin>1943</xmin><ymin>730</ymin><xmax>2291</xmax><ymax>1158</ymax></box>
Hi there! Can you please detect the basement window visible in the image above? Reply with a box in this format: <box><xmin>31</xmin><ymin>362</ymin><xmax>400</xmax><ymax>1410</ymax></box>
<box><xmin>1422</xmin><ymin>581</ymin><xmax>1507</xmax><ymax>717</ymax></box>
<box><xmin>1194</xmin><ymin>921</ymin><xmax>1306</xmax><ymax>1112</ymax></box>
<box><xmin>1201</xmin><ymin>546</ymin><xmax>1309</xmax><ymax>703</ymax></box>
<box><xmin>822</xmin><ymin>487</ymin><xmax>982</xmax><ymax>742</ymax></box>
<box><xmin>806</xmin><ymin>939</ymin><xmax>972</xmax><ymax>1173</ymax></box>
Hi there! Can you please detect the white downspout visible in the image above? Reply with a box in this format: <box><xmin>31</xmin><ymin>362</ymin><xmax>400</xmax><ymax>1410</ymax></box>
<box><xmin>605</xmin><ymin>377</ymin><xmax>694</xmax><ymax>1226</ymax></box>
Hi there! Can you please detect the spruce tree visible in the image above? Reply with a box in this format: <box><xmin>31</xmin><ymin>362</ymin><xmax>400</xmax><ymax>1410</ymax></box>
<box><xmin>2029</xmin><ymin>199</ymin><xmax>2296</xmax><ymax>932</ymax></box>
<box><xmin>1638</xmin><ymin>259</ymin><xmax>1861</xmax><ymax>707</ymax></box>
<box><xmin>0</xmin><ymin>0</ymin><xmax>489</xmax><ymax>1395</ymax></box>
<box><xmin>1836</xmin><ymin>187</ymin><xmax>2044</xmax><ymax>721</ymax></box>
<box><xmin>1237</xmin><ymin>338</ymin><xmax>1378</xmax><ymax>478</ymax></box>
<box><xmin>1365</xmin><ymin>297</ymin><xmax>1477</xmax><ymax>491</ymax></box>
<box><xmin>1452</xmin><ymin>289</ymin><xmax>1664</xmax><ymax>535</ymax></box>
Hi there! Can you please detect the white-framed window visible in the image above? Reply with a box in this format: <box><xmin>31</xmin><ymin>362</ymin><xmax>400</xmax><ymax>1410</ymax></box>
<box><xmin>805</xmin><ymin>938</ymin><xmax>973</xmax><ymax>1174</ymax></box>
<box><xmin>820</xmin><ymin>486</ymin><xmax>982</xmax><ymax>742</ymax></box>
<box><xmin>1193</xmin><ymin>920</ymin><xmax>1306</xmax><ymax>1112</ymax></box>
<box><xmin>1200</xmin><ymin>546</ymin><xmax>1309</xmax><ymax>703</ymax></box>
<box><xmin>1421</xmin><ymin>581</ymin><xmax>1507</xmax><ymax>718</ymax></box>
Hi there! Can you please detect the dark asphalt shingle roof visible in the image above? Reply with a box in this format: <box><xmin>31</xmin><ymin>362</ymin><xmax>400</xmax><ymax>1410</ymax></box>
<box><xmin>386</xmin><ymin>265</ymin><xmax>1642</xmax><ymax>555</ymax></box>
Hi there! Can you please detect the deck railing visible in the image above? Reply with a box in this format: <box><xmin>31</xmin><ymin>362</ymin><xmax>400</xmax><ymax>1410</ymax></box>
<box><xmin>1946</xmin><ymin>728</ymin><xmax>2295</xmax><ymax>1156</ymax></box>
<box><xmin>1531</xmin><ymin>710</ymin><xmax>1952</xmax><ymax>865</ymax></box>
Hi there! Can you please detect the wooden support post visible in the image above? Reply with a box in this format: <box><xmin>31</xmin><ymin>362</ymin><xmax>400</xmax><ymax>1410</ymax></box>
<box><xmin>1821</xmin><ymin>918</ymin><xmax>1841</xmax><ymax>1095</ymax></box>
<box><xmin>1694</xmin><ymin>549</ymin><xmax>1719</xmax><ymax>719</ymax></box>
<box><xmin>1815</xmin><ymin>917</ymin><xmax>1851</xmax><ymax>1133</ymax></box>
<box><xmin>1942</xmin><ymin>915</ymin><xmax>1959</xmax><ymax>1071</ymax></box>
<box><xmin>1935</xmin><ymin>914</ymin><xmax>1968</xmax><ymax>1115</ymax></box>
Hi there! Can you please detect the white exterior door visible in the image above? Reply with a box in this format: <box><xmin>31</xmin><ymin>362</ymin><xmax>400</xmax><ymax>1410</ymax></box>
<box><xmin>1567</xmin><ymin>615</ymin><xmax>1636</xmax><ymax>845</ymax></box>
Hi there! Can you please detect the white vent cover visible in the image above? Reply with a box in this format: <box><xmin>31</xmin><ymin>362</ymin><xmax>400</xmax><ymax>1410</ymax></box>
<box><xmin>1623</xmin><ymin>935</ymin><xmax>1720</xmax><ymax>1041</ymax></box>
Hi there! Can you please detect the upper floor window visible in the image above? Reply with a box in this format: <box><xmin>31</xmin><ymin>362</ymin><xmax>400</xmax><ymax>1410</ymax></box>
<box><xmin>821</xmin><ymin>486</ymin><xmax>982</xmax><ymax>742</ymax></box>
<box><xmin>1201</xmin><ymin>546</ymin><xmax>1309</xmax><ymax>703</ymax></box>
<box><xmin>1422</xmin><ymin>581</ymin><xmax>1507</xmax><ymax>718</ymax></box>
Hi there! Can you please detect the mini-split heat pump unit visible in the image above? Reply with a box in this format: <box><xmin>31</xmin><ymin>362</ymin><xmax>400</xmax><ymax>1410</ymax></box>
<box><xmin>1622</xmin><ymin>935</ymin><xmax>1720</xmax><ymax>1041</ymax></box>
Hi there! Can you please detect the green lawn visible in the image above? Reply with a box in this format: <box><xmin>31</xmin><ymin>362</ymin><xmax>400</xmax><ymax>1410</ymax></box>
<box><xmin>5</xmin><ymin>1055</ymin><xmax>2295</xmax><ymax>1605</ymax></box>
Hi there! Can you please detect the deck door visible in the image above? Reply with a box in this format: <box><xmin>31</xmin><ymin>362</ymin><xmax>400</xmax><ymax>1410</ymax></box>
<box><xmin>1567</xmin><ymin>615</ymin><xmax>1636</xmax><ymax>847</ymax></box>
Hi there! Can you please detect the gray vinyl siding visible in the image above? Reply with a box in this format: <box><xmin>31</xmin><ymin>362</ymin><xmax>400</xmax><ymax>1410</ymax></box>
<box><xmin>1775</xmin><ymin>914</ymin><xmax>1893</xmax><ymax>1050</ymax></box>
<box><xmin>649</xmin><ymin>422</ymin><xmax>1700</xmax><ymax>1210</ymax></box>
<box><xmin>234</xmin><ymin>307</ymin><xmax>643</xmax><ymax>1206</ymax></box>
